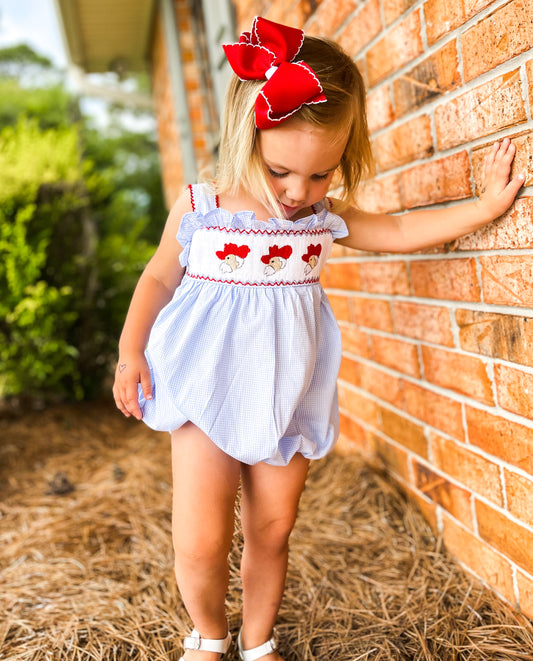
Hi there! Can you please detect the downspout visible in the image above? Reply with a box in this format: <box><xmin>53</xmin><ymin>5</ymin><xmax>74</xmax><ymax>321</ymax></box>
<box><xmin>160</xmin><ymin>0</ymin><xmax>197</xmax><ymax>183</ymax></box>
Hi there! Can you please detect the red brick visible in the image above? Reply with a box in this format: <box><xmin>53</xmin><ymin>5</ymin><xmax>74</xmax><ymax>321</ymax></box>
<box><xmin>452</xmin><ymin>198</ymin><xmax>533</xmax><ymax>251</ymax></box>
<box><xmin>351</xmin><ymin>296</ymin><xmax>394</xmax><ymax>332</ymax></box>
<box><xmin>442</xmin><ymin>514</ymin><xmax>515</xmax><ymax>603</ymax></box>
<box><xmin>456</xmin><ymin>309</ymin><xmax>533</xmax><ymax>369</ymax></box>
<box><xmin>339</xmin><ymin>383</ymin><xmax>380</xmax><ymax>426</ymax></box>
<box><xmin>432</xmin><ymin>433</ymin><xmax>504</xmax><ymax>506</ymax></box>
<box><xmin>366</xmin><ymin>85</ymin><xmax>395</xmax><ymax>134</ymax></box>
<box><xmin>424</xmin><ymin>0</ymin><xmax>494</xmax><ymax>45</ymax></box>
<box><xmin>306</xmin><ymin>0</ymin><xmax>358</xmax><ymax>35</ymax></box>
<box><xmin>370</xmin><ymin>335</ymin><xmax>420</xmax><ymax>377</ymax></box>
<box><xmin>383</xmin><ymin>0</ymin><xmax>418</xmax><ymax>25</ymax></box>
<box><xmin>356</xmin><ymin>174</ymin><xmax>403</xmax><ymax>214</ymax></box>
<box><xmin>393</xmin><ymin>41</ymin><xmax>460</xmax><ymax>118</ymax></box>
<box><xmin>338</xmin><ymin>0</ymin><xmax>382</xmax><ymax>56</ymax></box>
<box><xmin>461</xmin><ymin>0</ymin><xmax>533</xmax><ymax>82</ymax></box>
<box><xmin>338</xmin><ymin>412</ymin><xmax>368</xmax><ymax>454</ymax></box>
<box><xmin>410</xmin><ymin>258</ymin><xmax>480</xmax><ymax>302</ymax></box>
<box><xmin>328</xmin><ymin>293</ymin><xmax>351</xmax><ymax>321</ymax></box>
<box><xmin>360</xmin><ymin>261</ymin><xmax>410</xmax><ymax>295</ymax></box>
<box><xmin>264</xmin><ymin>5</ymin><xmax>292</xmax><ymax>24</ymax></box>
<box><xmin>278</xmin><ymin>2</ymin><xmax>312</xmax><ymax>28</ymax></box>
<box><xmin>476</xmin><ymin>499</ymin><xmax>533</xmax><ymax>575</ymax></box>
<box><xmin>435</xmin><ymin>70</ymin><xmax>527</xmax><ymax>150</ymax></box>
<box><xmin>371</xmin><ymin>433</ymin><xmax>410</xmax><ymax>481</ymax></box>
<box><xmin>356</xmin><ymin>55</ymin><xmax>368</xmax><ymax>89</ymax></box>
<box><xmin>413</xmin><ymin>460</ymin><xmax>474</xmax><ymax>528</ymax></box>
<box><xmin>516</xmin><ymin>571</ymin><xmax>533</xmax><ymax>619</ymax></box>
<box><xmin>406</xmin><ymin>486</ymin><xmax>439</xmax><ymax>534</ymax></box>
<box><xmin>528</xmin><ymin>60</ymin><xmax>533</xmax><ymax>110</ymax></box>
<box><xmin>373</xmin><ymin>115</ymin><xmax>434</xmax><ymax>172</ymax></box>
<box><xmin>455</xmin><ymin>310</ymin><xmax>533</xmax><ymax>367</ymax></box>
<box><xmin>495</xmin><ymin>364</ymin><xmax>533</xmax><ymax>419</ymax></box>
<box><xmin>422</xmin><ymin>345</ymin><xmax>494</xmax><ymax>405</ymax></box>
<box><xmin>466</xmin><ymin>405</ymin><xmax>533</xmax><ymax>474</ymax></box>
<box><xmin>392</xmin><ymin>301</ymin><xmax>454</xmax><ymax>347</ymax></box>
<box><xmin>504</xmin><ymin>469</ymin><xmax>533</xmax><ymax>527</ymax></box>
<box><xmin>339</xmin><ymin>354</ymin><xmax>360</xmax><ymax>385</ymax></box>
<box><xmin>480</xmin><ymin>255</ymin><xmax>533</xmax><ymax>308</ymax></box>
<box><xmin>379</xmin><ymin>406</ymin><xmax>428</xmax><ymax>457</ymax></box>
<box><xmin>401</xmin><ymin>151</ymin><xmax>472</xmax><ymax>208</ymax></box>
<box><xmin>340</xmin><ymin>324</ymin><xmax>371</xmax><ymax>358</ymax></box>
<box><xmin>403</xmin><ymin>382</ymin><xmax>464</xmax><ymax>440</ymax></box>
<box><xmin>366</xmin><ymin>11</ymin><xmax>424</xmax><ymax>87</ymax></box>
<box><xmin>336</xmin><ymin>432</ymin><xmax>367</xmax><ymax>456</ymax></box>
<box><xmin>321</xmin><ymin>261</ymin><xmax>361</xmax><ymax>290</ymax></box>
<box><xmin>358</xmin><ymin>362</ymin><xmax>403</xmax><ymax>407</ymax></box>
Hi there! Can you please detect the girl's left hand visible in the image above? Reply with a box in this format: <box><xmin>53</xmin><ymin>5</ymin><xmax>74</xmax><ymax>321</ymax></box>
<box><xmin>476</xmin><ymin>138</ymin><xmax>525</xmax><ymax>220</ymax></box>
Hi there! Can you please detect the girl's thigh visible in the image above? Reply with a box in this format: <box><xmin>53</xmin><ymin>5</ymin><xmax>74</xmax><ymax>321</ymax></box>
<box><xmin>240</xmin><ymin>453</ymin><xmax>310</xmax><ymax>542</ymax></box>
<box><xmin>171</xmin><ymin>422</ymin><xmax>241</xmax><ymax>551</ymax></box>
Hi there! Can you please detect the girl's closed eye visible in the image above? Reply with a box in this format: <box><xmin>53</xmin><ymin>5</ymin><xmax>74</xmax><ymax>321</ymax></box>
<box><xmin>267</xmin><ymin>167</ymin><xmax>331</xmax><ymax>180</ymax></box>
<box><xmin>267</xmin><ymin>168</ymin><xmax>289</xmax><ymax>178</ymax></box>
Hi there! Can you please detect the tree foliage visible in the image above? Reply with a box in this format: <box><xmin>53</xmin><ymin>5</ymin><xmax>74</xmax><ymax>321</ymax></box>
<box><xmin>0</xmin><ymin>47</ymin><xmax>165</xmax><ymax>402</ymax></box>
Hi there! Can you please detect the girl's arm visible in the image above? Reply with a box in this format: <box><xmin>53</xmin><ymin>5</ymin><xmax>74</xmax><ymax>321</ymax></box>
<box><xmin>336</xmin><ymin>138</ymin><xmax>525</xmax><ymax>253</ymax></box>
<box><xmin>113</xmin><ymin>189</ymin><xmax>192</xmax><ymax>420</ymax></box>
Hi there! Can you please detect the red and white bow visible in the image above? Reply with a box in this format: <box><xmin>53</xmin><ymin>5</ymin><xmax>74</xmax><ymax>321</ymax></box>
<box><xmin>223</xmin><ymin>17</ymin><xmax>327</xmax><ymax>130</ymax></box>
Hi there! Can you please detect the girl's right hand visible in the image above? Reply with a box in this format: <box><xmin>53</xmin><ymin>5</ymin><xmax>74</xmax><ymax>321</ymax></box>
<box><xmin>112</xmin><ymin>354</ymin><xmax>152</xmax><ymax>420</ymax></box>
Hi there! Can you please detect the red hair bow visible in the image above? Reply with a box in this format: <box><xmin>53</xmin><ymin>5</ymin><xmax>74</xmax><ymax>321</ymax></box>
<box><xmin>223</xmin><ymin>17</ymin><xmax>326</xmax><ymax>129</ymax></box>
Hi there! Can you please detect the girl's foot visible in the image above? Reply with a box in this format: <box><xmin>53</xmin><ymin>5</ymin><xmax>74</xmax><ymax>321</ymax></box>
<box><xmin>237</xmin><ymin>629</ymin><xmax>285</xmax><ymax>660</ymax></box>
<box><xmin>179</xmin><ymin>629</ymin><xmax>231</xmax><ymax>661</ymax></box>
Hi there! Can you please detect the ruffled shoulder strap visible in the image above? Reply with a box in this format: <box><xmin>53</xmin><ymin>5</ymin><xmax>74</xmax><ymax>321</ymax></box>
<box><xmin>310</xmin><ymin>197</ymin><xmax>349</xmax><ymax>240</ymax></box>
<box><xmin>188</xmin><ymin>183</ymin><xmax>219</xmax><ymax>214</ymax></box>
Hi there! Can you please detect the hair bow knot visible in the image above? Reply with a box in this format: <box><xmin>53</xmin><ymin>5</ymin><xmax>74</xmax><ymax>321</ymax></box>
<box><xmin>223</xmin><ymin>17</ymin><xmax>326</xmax><ymax>129</ymax></box>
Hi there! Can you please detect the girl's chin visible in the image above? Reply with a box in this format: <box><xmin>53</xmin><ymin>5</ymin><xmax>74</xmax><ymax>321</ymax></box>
<box><xmin>281</xmin><ymin>204</ymin><xmax>300</xmax><ymax>218</ymax></box>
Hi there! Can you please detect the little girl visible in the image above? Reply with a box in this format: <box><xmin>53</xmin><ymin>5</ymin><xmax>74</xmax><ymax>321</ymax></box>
<box><xmin>113</xmin><ymin>17</ymin><xmax>523</xmax><ymax>661</ymax></box>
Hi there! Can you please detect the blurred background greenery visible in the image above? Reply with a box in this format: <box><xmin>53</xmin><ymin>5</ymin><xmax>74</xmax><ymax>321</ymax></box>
<box><xmin>0</xmin><ymin>44</ymin><xmax>165</xmax><ymax>404</ymax></box>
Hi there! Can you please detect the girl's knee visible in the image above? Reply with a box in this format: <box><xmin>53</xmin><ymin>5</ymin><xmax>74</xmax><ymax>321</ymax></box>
<box><xmin>244</xmin><ymin>514</ymin><xmax>296</xmax><ymax>553</ymax></box>
<box><xmin>173</xmin><ymin>530</ymin><xmax>231</xmax><ymax>570</ymax></box>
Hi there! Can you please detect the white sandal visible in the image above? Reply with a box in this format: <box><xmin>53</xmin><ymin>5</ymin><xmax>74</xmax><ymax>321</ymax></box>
<box><xmin>179</xmin><ymin>628</ymin><xmax>232</xmax><ymax>660</ymax></box>
<box><xmin>237</xmin><ymin>628</ymin><xmax>278</xmax><ymax>660</ymax></box>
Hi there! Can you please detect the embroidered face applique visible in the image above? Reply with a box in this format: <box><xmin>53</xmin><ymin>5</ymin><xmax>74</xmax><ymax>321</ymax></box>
<box><xmin>302</xmin><ymin>244</ymin><xmax>322</xmax><ymax>275</ymax></box>
<box><xmin>261</xmin><ymin>244</ymin><xmax>293</xmax><ymax>277</ymax></box>
<box><xmin>216</xmin><ymin>243</ymin><xmax>251</xmax><ymax>272</ymax></box>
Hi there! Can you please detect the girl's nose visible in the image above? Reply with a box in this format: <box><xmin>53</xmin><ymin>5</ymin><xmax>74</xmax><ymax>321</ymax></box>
<box><xmin>286</xmin><ymin>179</ymin><xmax>307</xmax><ymax>204</ymax></box>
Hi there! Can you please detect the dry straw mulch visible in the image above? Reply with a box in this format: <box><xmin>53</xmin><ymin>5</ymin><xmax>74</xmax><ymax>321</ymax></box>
<box><xmin>1</xmin><ymin>402</ymin><xmax>533</xmax><ymax>660</ymax></box>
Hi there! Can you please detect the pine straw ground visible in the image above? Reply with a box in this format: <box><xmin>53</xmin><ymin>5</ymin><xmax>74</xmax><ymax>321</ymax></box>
<box><xmin>1</xmin><ymin>402</ymin><xmax>533</xmax><ymax>661</ymax></box>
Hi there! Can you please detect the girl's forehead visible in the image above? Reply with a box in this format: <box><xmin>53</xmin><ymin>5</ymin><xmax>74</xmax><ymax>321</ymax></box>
<box><xmin>258</xmin><ymin>122</ymin><xmax>346</xmax><ymax>170</ymax></box>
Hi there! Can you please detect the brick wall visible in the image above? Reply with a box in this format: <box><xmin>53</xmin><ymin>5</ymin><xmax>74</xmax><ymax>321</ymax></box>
<box><xmin>230</xmin><ymin>0</ymin><xmax>533</xmax><ymax>616</ymax></box>
<box><xmin>151</xmin><ymin>0</ymin><xmax>219</xmax><ymax>208</ymax></box>
<box><xmin>152</xmin><ymin>0</ymin><xmax>533</xmax><ymax>616</ymax></box>
<box><xmin>152</xmin><ymin>11</ymin><xmax>183</xmax><ymax>208</ymax></box>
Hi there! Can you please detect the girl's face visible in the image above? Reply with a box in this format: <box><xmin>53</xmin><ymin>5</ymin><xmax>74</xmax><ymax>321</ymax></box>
<box><xmin>258</xmin><ymin>120</ymin><xmax>347</xmax><ymax>219</ymax></box>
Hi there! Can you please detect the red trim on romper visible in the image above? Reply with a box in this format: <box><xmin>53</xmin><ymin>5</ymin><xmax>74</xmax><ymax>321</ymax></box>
<box><xmin>188</xmin><ymin>184</ymin><xmax>219</xmax><ymax>210</ymax></box>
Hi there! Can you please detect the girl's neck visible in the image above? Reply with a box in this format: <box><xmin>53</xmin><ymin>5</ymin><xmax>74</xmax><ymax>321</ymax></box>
<box><xmin>217</xmin><ymin>188</ymin><xmax>315</xmax><ymax>222</ymax></box>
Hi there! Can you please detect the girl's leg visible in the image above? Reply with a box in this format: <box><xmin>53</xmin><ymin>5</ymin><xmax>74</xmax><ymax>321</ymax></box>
<box><xmin>239</xmin><ymin>453</ymin><xmax>310</xmax><ymax>659</ymax></box>
<box><xmin>171</xmin><ymin>422</ymin><xmax>241</xmax><ymax>660</ymax></box>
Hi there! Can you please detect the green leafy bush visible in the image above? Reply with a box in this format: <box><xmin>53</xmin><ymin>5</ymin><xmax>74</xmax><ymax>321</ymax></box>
<box><xmin>0</xmin><ymin>118</ymin><xmax>82</xmax><ymax>398</ymax></box>
<box><xmin>0</xmin><ymin>100</ymin><xmax>163</xmax><ymax>402</ymax></box>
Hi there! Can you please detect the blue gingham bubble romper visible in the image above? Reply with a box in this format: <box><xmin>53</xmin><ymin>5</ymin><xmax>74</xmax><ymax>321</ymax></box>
<box><xmin>139</xmin><ymin>183</ymin><xmax>349</xmax><ymax>466</ymax></box>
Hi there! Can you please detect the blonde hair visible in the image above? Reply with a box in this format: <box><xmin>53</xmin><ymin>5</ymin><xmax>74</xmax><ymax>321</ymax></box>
<box><xmin>215</xmin><ymin>35</ymin><xmax>374</xmax><ymax>215</ymax></box>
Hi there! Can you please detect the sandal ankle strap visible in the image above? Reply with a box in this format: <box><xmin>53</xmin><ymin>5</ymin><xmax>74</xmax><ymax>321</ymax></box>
<box><xmin>237</xmin><ymin>628</ymin><xmax>278</xmax><ymax>661</ymax></box>
<box><xmin>183</xmin><ymin>628</ymin><xmax>232</xmax><ymax>654</ymax></box>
